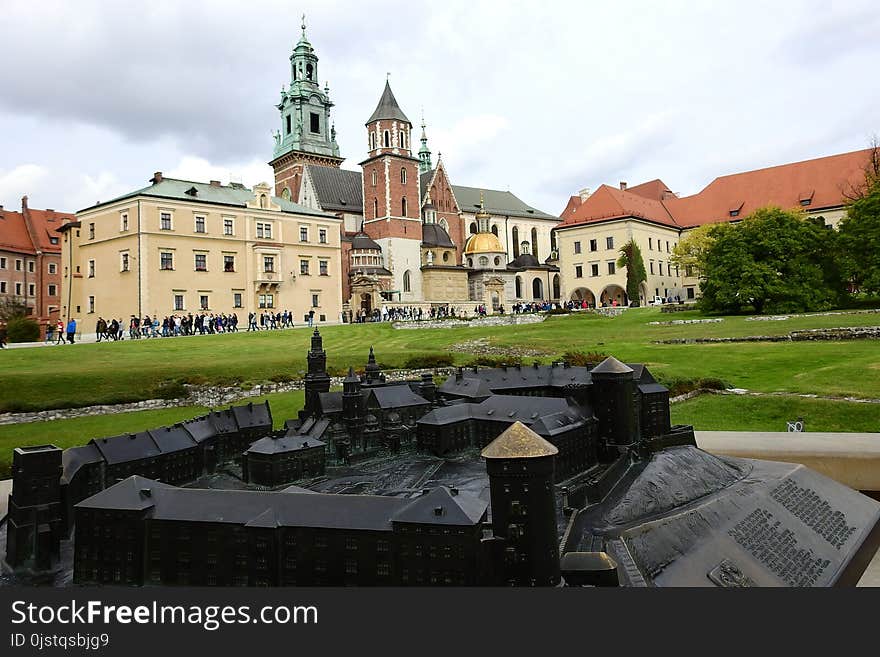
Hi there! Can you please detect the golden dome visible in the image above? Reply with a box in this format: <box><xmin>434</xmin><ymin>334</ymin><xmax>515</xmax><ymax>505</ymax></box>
<box><xmin>464</xmin><ymin>232</ymin><xmax>505</xmax><ymax>254</ymax></box>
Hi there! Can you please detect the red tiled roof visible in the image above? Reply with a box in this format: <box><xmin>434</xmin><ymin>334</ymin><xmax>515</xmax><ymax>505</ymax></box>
<box><xmin>25</xmin><ymin>208</ymin><xmax>70</xmax><ymax>253</ymax></box>
<box><xmin>0</xmin><ymin>210</ymin><xmax>33</xmax><ymax>253</ymax></box>
<box><xmin>559</xmin><ymin>148</ymin><xmax>873</xmax><ymax>231</ymax></box>
<box><xmin>560</xmin><ymin>195</ymin><xmax>582</xmax><ymax>218</ymax></box>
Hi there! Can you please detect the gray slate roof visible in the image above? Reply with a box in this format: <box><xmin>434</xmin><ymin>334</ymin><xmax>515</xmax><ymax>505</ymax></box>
<box><xmin>421</xmin><ymin>223</ymin><xmax>455</xmax><ymax>248</ymax></box>
<box><xmin>82</xmin><ymin>177</ymin><xmax>337</xmax><ymax>218</ymax></box>
<box><xmin>307</xmin><ymin>166</ymin><xmax>364</xmax><ymax>213</ymax></box>
<box><xmin>391</xmin><ymin>487</ymin><xmax>487</xmax><ymax>526</ymax></box>
<box><xmin>246</xmin><ymin>435</ymin><xmax>326</xmax><ymax>456</ymax></box>
<box><xmin>367</xmin><ymin>385</ymin><xmax>430</xmax><ymax>410</ymax></box>
<box><xmin>366</xmin><ymin>80</ymin><xmax>411</xmax><ymax>124</ymax></box>
<box><xmin>452</xmin><ymin>185</ymin><xmax>558</xmax><ymax>221</ymax></box>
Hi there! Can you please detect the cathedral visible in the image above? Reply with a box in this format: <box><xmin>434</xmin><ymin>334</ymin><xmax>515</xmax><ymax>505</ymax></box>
<box><xmin>269</xmin><ymin>21</ymin><xmax>562</xmax><ymax>316</ymax></box>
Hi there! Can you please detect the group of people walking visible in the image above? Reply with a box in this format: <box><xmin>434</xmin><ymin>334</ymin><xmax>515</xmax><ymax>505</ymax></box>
<box><xmin>93</xmin><ymin>313</ymin><xmax>241</xmax><ymax>341</ymax></box>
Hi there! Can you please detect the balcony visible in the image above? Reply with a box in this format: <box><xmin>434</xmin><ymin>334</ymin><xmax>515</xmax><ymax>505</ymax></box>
<box><xmin>256</xmin><ymin>270</ymin><xmax>283</xmax><ymax>287</ymax></box>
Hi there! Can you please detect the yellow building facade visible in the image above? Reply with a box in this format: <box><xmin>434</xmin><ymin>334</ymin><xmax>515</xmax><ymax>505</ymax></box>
<box><xmin>60</xmin><ymin>174</ymin><xmax>343</xmax><ymax>325</ymax></box>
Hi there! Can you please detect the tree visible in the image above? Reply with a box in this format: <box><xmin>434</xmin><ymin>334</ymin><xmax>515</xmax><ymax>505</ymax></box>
<box><xmin>616</xmin><ymin>239</ymin><xmax>647</xmax><ymax>306</ymax></box>
<box><xmin>671</xmin><ymin>224</ymin><xmax>718</xmax><ymax>278</ymax></box>
<box><xmin>842</xmin><ymin>135</ymin><xmax>880</xmax><ymax>202</ymax></box>
<box><xmin>0</xmin><ymin>297</ymin><xmax>27</xmax><ymax>321</ymax></box>
<box><xmin>698</xmin><ymin>207</ymin><xmax>839</xmax><ymax>314</ymax></box>
<box><xmin>838</xmin><ymin>177</ymin><xmax>880</xmax><ymax>296</ymax></box>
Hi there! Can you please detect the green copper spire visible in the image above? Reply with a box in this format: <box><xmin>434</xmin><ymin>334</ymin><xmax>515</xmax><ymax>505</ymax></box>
<box><xmin>272</xmin><ymin>18</ymin><xmax>341</xmax><ymax>162</ymax></box>
<box><xmin>418</xmin><ymin>110</ymin><xmax>433</xmax><ymax>174</ymax></box>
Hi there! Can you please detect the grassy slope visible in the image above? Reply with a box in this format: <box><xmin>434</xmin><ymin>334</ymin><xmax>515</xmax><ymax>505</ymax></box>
<box><xmin>1</xmin><ymin>308</ymin><xmax>879</xmax><ymax>411</ymax></box>
<box><xmin>671</xmin><ymin>394</ymin><xmax>880</xmax><ymax>433</ymax></box>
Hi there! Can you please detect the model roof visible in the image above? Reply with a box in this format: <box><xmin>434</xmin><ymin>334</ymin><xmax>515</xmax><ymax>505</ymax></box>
<box><xmin>246</xmin><ymin>435</ymin><xmax>326</xmax><ymax>455</ymax></box>
<box><xmin>391</xmin><ymin>487</ymin><xmax>487</xmax><ymax>526</ymax></box>
<box><xmin>367</xmin><ymin>385</ymin><xmax>429</xmax><ymax>410</ymax></box>
<box><xmin>591</xmin><ymin>356</ymin><xmax>634</xmax><ymax>375</ymax></box>
<box><xmin>481</xmin><ymin>422</ymin><xmax>559</xmax><ymax>459</ymax></box>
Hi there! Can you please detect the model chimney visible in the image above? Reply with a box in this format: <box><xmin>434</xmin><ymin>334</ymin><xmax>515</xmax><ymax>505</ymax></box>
<box><xmin>151</xmin><ymin>171</ymin><xmax>163</xmax><ymax>184</ymax></box>
<box><xmin>619</xmin><ymin>182</ymin><xmax>627</xmax><ymax>191</ymax></box>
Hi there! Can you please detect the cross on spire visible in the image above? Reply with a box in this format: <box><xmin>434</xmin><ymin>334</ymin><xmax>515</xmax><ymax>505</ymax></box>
<box><xmin>301</xmin><ymin>13</ymin><xmax>306</xmax><ymax>34</ymax></box>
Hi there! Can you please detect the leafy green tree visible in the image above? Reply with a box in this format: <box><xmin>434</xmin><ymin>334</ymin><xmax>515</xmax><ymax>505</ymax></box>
<box><xmin>617</xmin><ymin>239</ymin><xmax>647</xmax><ymax>306</ymax></box>
<box><xmin>671</xmin><ymin>224</ymin><xmax>717</xmax><ymax>278</ymax></box>
<box><xmin>838</xmin><ymin>178</ymin><xmax>880</xmax><ymax>296</ymax></box>
<box><xmin>5</xmin><ymin>317</ymin><xmax>40</xmax><ymax>343</ymax></box>
<box><xmin>698</xmin><ymin>207</ymin><xmax>839</xmax><ymax>314</ymax></box>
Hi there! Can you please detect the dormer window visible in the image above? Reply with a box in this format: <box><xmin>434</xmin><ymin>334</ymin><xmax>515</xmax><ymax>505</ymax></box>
<box><xmin>728</xmin><ymin>202</ymin><xmax>744</xmax><ymax>218</ymax></box>
<box><xmin>729</xmin><ymin>209</ymin><xmax>739</xmax><ymax>217</ymax></box>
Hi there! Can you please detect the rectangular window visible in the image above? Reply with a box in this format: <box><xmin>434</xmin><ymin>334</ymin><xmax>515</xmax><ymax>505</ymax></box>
<box><xmin>160</xmin><ymin>252</ymin><xmax>174</xmax><ymax>270</ymax></box>
<box><xmin>28</xmin><ymin>260</ymin><xmax>35</xmax><ymax>273</ymax></box>
<box><xmin>589</xmin><ymin>239</ymin><xmax>598</xmax><ymax>252</ymax></box>
<box><xmin>0</xmin><ymin>282</ymin><xmax>6</xmax><ymax>293</ymax></box>
<box><xmin>224</xmin><ymin>255</ymin><xmax>235</xmax><ymax>272</ymax></box>
<box><xmin>160</xmin><ymin>212</ymin><xmax>172</xmax><ymax>230</ymax></box>
<box><xmin>88</xmin><ymin>296</ymin><xmax>95</xmax><ymax>313</ymax></box>
<box><xmin>121</xmin><ymin>213</ymin><xmax>129</xmax><ymax>231</ymax></box>
<box><xmin>259</xmin><ymin>294</ymin><xmax>274</xmax><ymax>309</ymax></box>
<box><xmin>649</xmin><ymin>261</ymin><xmax>654</xmax><ymax>275</ymax></box>
<box><xmin>263</xmin><ymin>256</ymin><xmax>275</xmax><ymax>273</ymax></box>
<box><xmin>311</xmin><ymin>293</ymin><xmax>319</xmax><ymax>308</ymax></box>
<box><xmin>310</xmin><ymin>112</ymin><xmax>320</xmax><ymax>134</ymax></box>
<box><xmin>286</xmin><ymin>114</ymin><xmax>291</xmax><ymax>134</ymax></box>
<box><xmin>48</xmin><ymin>263</ymin><xmax>57</xmax><ymax>274</ymax></box>
<box><xmin>0</xmin><ymin>257</ymin><xmax>6</xmax><ymax>268</ymax></box>
<box><xmin>174</xmin><ymin>294</ymin><xmax>184</xmax><ymax>311</ymax></box>
<box><xmin>649</xmin><ymin>237</ymin><xmax>653</xmax><ymax>250</ymax></box>
<box><xmin>659</xmin><ymin>262</ymin><xmax>664</xmax><ymax>276</ymax></box>
<box><xmin>223</xmin><ymin>218</ymin><xmax>234</xmax><ymax>235</ymax></box>
<box><xmin>319</xmin><ymin>228</ymin><xmax>327</xmax><ymax>244</ymax></box>
<box><xmin>300</xmin><ymin>260</ymin><xmax>310</xmax><ymax>275</ymax></box>
<box><xmin>121</xmin><ymin>253</ymin><xmax>130</xmax><ymax>272</ymax></box>
<box><xmin>606</xmin><ymin>236</ymin><xmax>614</xmax><ymax>249</ymax></box>
<box><xmin>607</xmin><ymin>262</ymin><xmax>615</xmax><ymax>275</ymax></box>
<box><xmin>48</xmin><ymin>284</ymin><xmax>57</xmax><ymax>296</ymax></box>
<box><xmin>666</xmin><ymin>241</ymin><xmax>670</xmax><ymax>253</ymax></box>
<box><xmin>28</xmin><ymin>283</ymin><xmax>35</xmax><ymax>296</ymax></box>
<box><xmin>573</xmin><ymin>241</ymin><xmax>581</xmax><ymax>254</ymax></box>
<box><xmin>687</xmin><ymin>287</ymin><xmax>695</xmax><ymax>300</ymax></box>
<box><xmin>88</xmin><ymin>223</ymin><xmax>95</xmax><ymax>240</ymax></box>
<box><xmin>195</xmin><ymin>253</ymin><xmax>207</xmax><ymax>271</ymax></box>
<box><xmin>195</xmin><ymin>216</ymin><xmax>206</xmax><ymax>233</ymax></box>
<box><xmin>300</xmin><ymin>226</ymin><xmax>308</xmax><ymax>242</ymax></box>
<box><xmin>233</xmin><ymin>292</ymin><xmax>242</xmax><ymax>308</ymax></box>
<box><xmin>15</xmin><ymin>259</ymin><xmax>22</xmax><ymax>271</ymax></box>
<box><xmin>88</xmin><ymin>260</ymin><xmax>95</xmax><ymax>278</ymax></box>
<box><xmin>256</xmin><ymin>222</ymin><xmax>273</xmax><ymax>239</ymax></box>
<box><xmin>685</xmin><ymin>265</ymin><xmax>694</xmax><ymax>277</ymax></box>
<box><xmin>200</xmin><ymin>295</ymin><xmax>209</xmax><ymax>310</ymax></box>
<box><xmin>591</xmin><ymin>264</ymin><xmax>599</xmax><ymax>277</ymax></box>
<box><xmin>319</xmin><ymin>260</ymin><xmax>328</xmax><ymax>276</ymax></box>
<box><xmin>575</xmin><ymin>265</ymin><xmax>583</xmax><ymax>278</ymax></box>
<box><xmin>15</xmin><ymin>282</ymin><xmax>21</xmax><ymax>295</ymax></box>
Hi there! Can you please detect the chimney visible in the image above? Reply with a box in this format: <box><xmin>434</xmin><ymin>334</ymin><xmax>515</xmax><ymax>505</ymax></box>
<box><xmin>21</xmin><ymin>195</ymin><xmax>28</xmax><ymax>211</ymax></box>
<box><xmin>151</xmin><ymin>171</ymin><xmax>163</xmax><ymax>184</ymax></box>
<box><xmin>210</xmin><ymin>180</ymin><xmax>221</xmax><ymax>187</ymax></box>
<box><xmin>449</xmin><ymin>487</ymin><xmax>459</xmax><ymax>496</ymax></box>
<box><xmin>619</xmin><ymin>182</ymin><xmax>627</xmax><ymax>191</ymax></box>
<box><xmin>578</xmin><ymin>187</ymin><xmax>591</xmax><ymax>202</ymax></box>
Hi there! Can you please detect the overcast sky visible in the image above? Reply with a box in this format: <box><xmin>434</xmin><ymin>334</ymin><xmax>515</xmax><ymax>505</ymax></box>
<box><xmin>1</xmin><ymin>0</ymin><xmax>878</xmax><ymax>215</ymax></box>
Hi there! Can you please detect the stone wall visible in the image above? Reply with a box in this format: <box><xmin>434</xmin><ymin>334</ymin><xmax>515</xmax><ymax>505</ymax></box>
<box><xmin>655</xmin><ymin>326</ymin><xmax>880</xmax><ymax>344</ymax></box>
<box><xmin>392</xmin><ymin>314</ymin><xmax>546</xmax><ymax>330</ymax></box>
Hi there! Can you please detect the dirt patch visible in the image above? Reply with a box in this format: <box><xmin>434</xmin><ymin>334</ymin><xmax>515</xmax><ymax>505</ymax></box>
<box><xmin>449</xmin><ymin>337</ymin><xmax>550</xmax><ymax>358</ymax></box>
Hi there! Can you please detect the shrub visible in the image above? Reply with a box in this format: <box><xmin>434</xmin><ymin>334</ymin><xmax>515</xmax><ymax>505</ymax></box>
<box><xmin>544</xmin><ymin>308</ymin><xmax>570</xmax><ymax>316</ymax></box>
<box><xmin>148</xmin><ymin>381</ymin><xmax>189</xmax><ymax>400</ymax></box>
<box><xmin>557</xmin><ymin>350</ymin><xmax>610</xmax><ymax>367</ymax></box>
<box><xmin>268</xmin><ymin>372</ymin><xmax>294</xmax><ymax>383</ymax></box>
<box><xmin>663</xmin><ymin>377</ymin><xmax>727</xmax><ymax>396</ymax></box>
<box><xmin>403</xmin><ymin>353</ymin><xmax>454</xmax><ymax>369</ymax></box>
<box><xmin>462</xmin><ymin>355</ymin><xmax>523</xmax><ymax>368</ymax></box>
<box><xmin>6</xmin><ymin>317</ymin><xmax>40</xmax><ymax>343</ymax></box>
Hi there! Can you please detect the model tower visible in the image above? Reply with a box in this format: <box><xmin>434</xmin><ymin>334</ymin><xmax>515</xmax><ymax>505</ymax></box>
<box><xmin>590</xmin><ymin>356</ymin><xmax>639</xmax><ymax>453</ymax></box>
<box><xmin>482</xmin><ymin>422</ymin><xmax>561</xmax><ymax>586</ymax></box>
<box><xmin>301</xmin><ymin>328</ymin><xmax>331</xmax><ymax>420</ymax></box>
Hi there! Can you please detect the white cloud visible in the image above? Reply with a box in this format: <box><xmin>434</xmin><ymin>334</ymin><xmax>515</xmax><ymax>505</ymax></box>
<box><xmin>166</xmin><ymin>156</ymin><xmax>275</xmax><ymax>191</ymax></box>
<box><xmin>0</xmin><ymin>164</ymin><xmax>49</xmax><ymax>206</ymax></box>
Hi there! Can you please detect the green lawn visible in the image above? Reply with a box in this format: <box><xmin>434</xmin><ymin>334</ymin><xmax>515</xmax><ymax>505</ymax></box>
<box><xmin>671</xmin><ymin>394</ymin><xmax>880</xmax><ymax>433</ymax></box>
<box><xmin>1</xmin><ymin>308</ymin><xmax>878</xmax><ymax>412</ymax></box>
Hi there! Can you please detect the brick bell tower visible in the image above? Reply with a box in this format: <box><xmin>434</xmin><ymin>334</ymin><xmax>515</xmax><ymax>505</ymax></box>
<box><xmin>360</xmin><ymin>79</ymin><xmax>423</xmax><ymax>302</ymax></box>
<box><xmin>270</xmin><ymin>16</ymin><xmax>343</xmax><ymax>202</ymax></box>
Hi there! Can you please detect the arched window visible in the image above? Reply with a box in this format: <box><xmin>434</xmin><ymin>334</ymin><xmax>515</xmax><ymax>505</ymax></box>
<box><xmin>439</xmin><ymin>218</ymin><xmax>449</xmax><ymax>231</ymax></box>
<box><xmin>369</xmin><ymin>133</ymin><xmax>376</xmax><ymax>150</ymax></box>
<box><xmin>373</xmin><ymin>198</ymin><xmax>378</xmax><ymax>218</ymax></box>
<box><xmin>553</xmin><ymin>274</ymin><xmax>560</xmax><ymax>299</ymax></box>
<box><xmin>532</xmin><ymin>278</ymin><xmax>543</xmax><ymax>300</ymax></box>
<box><xmin>469</xmin><ymin>222</ymin><xmax>477</xmax><ymax>235</ymax></box>
<box><xmin>260</xmin><ymin>194</ymin><xmax>267</xmax><ymax>209</ymax></box>
<box><xmin>515</xmin><ymin>276</ymin><xmax>522</xmax><ymax>298</ymax></box>
<box><xmin>400</xmin><ymin>130</ymin><xmax>407</xmax><ymax>149</ymax></box>
<box><xmin>467</xmin><ymin>258</ymin><xmax>473</xmax><ymax>268</ymax></box>
<box><xmin>401</xmin><ymin>197</ymin><xmax>408</xmax><ymax>216</ymax></box>
<box><xmin>512</xmin><ymin>227</ymin><xmax>520</xmax><ymax>258</ymax></box>
<box><xmin>400</xmin><ymin>167</ymin><xmax>407</xmax><ymax>184</ymax></box>
<box><xmin>371</xmin><ymin>171</ymin><xmax>377</xmax><ymax>187</ymax></box>
<box><xmin>491</xmin><ymin>225</ymin><xmax>498</xmax><ymax>236</ymax></box>
<box><xmin>531</xmin><ymin>227</ymin><xmax>539</xmax><ymax>260</ymax></box>
<box><xmin>281</xmin><ymin>187</ymin><xmax>291</xmax><ymax>201</ymax></box>
<box><xmin>306</xmin><ymin>63</ymin><xmax>313</xmax><ymax>80</ymax></box>
<box><xmin>403</xmin><ymin>270</ymin><xmax>411</xmax><ymax>292</ymax></box>
<box><xmin>520</xmin><ymin>241</ymin><xmax>530</xmax><ymax>255</ymax></box>
<box><xmin>384</xmin><ymin>131</ymin><xmax>390</xmax><ymax>148</ymax></box>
